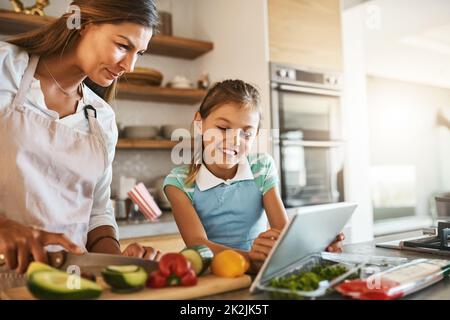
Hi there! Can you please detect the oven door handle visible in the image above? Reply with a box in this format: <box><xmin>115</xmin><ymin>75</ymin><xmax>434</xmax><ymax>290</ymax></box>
<box><xmin>274</xmin><ymin>83</ymin><xmax>341</xmax><ymax>97</ymax></box>
<box><xmin>280</xmin><ymin>140</ymin><xmax>344</xmax><ymax>147</ymax></box>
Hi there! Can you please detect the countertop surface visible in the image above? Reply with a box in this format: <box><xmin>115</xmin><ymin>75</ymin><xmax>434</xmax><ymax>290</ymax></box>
<box><xmin>118</xmin><ymin>212</ymin><xmax>178</xmax><ymax>239</ymax></box>
<box><xmin>203</xmin><ymin>230</ymin><xmax>450</xmax><ymax>300</ymax></box>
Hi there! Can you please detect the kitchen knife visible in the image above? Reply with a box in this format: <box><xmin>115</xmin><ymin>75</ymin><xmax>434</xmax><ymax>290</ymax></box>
<box><xmin>0</xmin><ymin>251</ymin><xmax>158</xmax><ymax>274</ymax></box>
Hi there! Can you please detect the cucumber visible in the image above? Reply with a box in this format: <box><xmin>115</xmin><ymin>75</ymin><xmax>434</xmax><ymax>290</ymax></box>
<box><xmin>26</xmin><ymin>262</ymin><xmax>57</xmax><ymax>278</ymax></box>
<box><xmin>27</xmin><ymin>270</ymin><xmax>102</xmax><ymax>300</ymax></box>
<box><xmin>101</xmin><ymin>265</ymin><xmax>148</xmax><ymax>292</ymax></box>
<box><xmin>105</xmin><ymin>265</ymin><xmax>140</xmax><ymax>273</ymax></box>
<box><xmin>181</xmin><ymin>245</ymin><xmax>214</xmax><ymax>276</ymax></box>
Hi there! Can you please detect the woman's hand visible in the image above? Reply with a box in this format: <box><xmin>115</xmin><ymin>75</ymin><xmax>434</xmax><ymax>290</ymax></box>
<box><xmin>122</xmin><ymin>242</ymin><xmax>161</xmax><ymax>261</ymax></box>
<box><xmin>248</xmin><ymin>228</ymin><xmax>281</xmax><ymax>273</ymax></box>
<box><xmin>0</xmin><ymin>217</ymin><xmax>83</xmax><ymax>274</ymax></box>
<box><xmin>326</xmin><ymin>233</ymin><xmax>345</xmax><ymax>253</ymax></box>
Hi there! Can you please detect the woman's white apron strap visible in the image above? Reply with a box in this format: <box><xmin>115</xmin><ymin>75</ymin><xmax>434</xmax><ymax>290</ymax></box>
<box><xmin>11</xmin><ymin>55</ymin><xmax>39</xmax><ymax>108</ymax></box>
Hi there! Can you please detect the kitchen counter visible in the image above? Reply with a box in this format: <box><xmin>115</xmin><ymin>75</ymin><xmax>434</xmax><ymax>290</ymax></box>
<box><xmin>203</xmin><ymin>230</ymin><xmax>450</xmax><ymax>300</ymax></box>
<box><xmin>4</xmin><ymin>230</ymin><xmax>450</xmax><ymax>301</ymax></box>
<box><xmin>118</xmin><ymin>212</ymin><xmax>179</xmax><ymax>239</ymax></box>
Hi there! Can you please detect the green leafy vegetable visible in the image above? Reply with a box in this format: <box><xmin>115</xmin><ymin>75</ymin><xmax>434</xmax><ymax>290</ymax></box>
<box><xmin>267</xmin><ymin>263</ymin><xmax>350</xmax><ymax>298</ymax></box>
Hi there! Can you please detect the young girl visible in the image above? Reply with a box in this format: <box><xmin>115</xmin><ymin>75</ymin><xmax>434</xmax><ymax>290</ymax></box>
<box><xmin>163</xmin><ymin>80</ymin><xmax>343</xmax><ymax>272</ymax></box>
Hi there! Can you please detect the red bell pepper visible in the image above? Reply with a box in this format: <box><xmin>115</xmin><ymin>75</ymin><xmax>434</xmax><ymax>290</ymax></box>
<box><xmin>159</xmin><ymin>253</ymin><xmax>191</xmax><ymax>278</ymax></box>
<box><xmin>147</xmin><ymin>253</ymin><xmax>198</xmax><ymax>288</ymax></box>
<box><xmin>147</xmin><ymin>270</ymin><xmax>167</xmax><ymax>288</ymax></box>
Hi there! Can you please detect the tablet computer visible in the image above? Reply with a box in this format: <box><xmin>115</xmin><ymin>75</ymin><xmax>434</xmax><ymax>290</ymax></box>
<box><xmin>250</xmin><ymin>202</ymin><xmax>357</xmax><ymax>293</ymax></box>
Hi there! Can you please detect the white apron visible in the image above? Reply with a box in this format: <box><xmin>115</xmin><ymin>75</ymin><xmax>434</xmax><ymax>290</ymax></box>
<box><xmin>0</xmin><ymin>55</ymin><xmax>108</xmax><ymax>290</ymax></box>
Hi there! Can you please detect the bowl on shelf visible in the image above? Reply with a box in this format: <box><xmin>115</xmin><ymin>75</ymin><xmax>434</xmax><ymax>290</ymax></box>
<box><xmin>166</xmin><ymin>75</ymin><xmax>194</xmax><ymax>89</ymax></box>
<box><xmin>120</xmin><ymin>67</ymin><xmax>163</xmax><ymax>86</ymax></box>
<box><xmin>122</xmin><ymin>125</ymin><xmax>160</xmax><ymax>139</ymax></box>
<box><xmin>161</xmin><ymin>124</ymin><xmax>192</xmax><ymax>140</ymax></box>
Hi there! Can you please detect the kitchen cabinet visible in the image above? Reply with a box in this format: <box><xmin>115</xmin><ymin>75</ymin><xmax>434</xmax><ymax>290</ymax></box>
<box><xmin>268</xmin><ymin>0</ymin><xmax>343</xmax><ymax>71</ymax></box>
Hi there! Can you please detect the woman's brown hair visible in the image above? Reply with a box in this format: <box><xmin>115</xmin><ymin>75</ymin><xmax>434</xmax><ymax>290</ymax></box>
<box><xmin>7</xmin><ymin>0</ymin><xmax>159</xmax><ymax>101</ymax></box>
<box><xmin>185</xmin><ymin>79</ymin><xmax>262</xmax><ymax>186</ymax></box>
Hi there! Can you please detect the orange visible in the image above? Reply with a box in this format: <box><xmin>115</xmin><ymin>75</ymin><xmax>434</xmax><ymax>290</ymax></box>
<box><xmin>211</xmin><ymin>249</ymin><xmax>250</xmax><ymax>278</ymax></box>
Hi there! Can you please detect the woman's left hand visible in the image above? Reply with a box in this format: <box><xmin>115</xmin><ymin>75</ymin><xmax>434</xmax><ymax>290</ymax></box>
<box><xmin>122</xmin><ymin>242</ymin><xmax>161</xmax><ymax>261</ymax></box>
<box><xmin>325</xmin><ymin>233</ymin><xmax>345</xmax><ymax>253</ymax></box>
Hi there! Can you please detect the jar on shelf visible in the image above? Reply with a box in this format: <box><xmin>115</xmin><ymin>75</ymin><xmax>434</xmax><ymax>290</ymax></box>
<box><xmin>197</xmin><ymin>72</ymin><xmax>210</xmax><ymax>90</ymax></box>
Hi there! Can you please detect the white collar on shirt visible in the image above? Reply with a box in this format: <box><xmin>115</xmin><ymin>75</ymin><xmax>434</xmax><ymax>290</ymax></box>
<box><xmin>196</xmin><ymin>157</ymin><xmax>254</xmax><ymax>191</ymax></box>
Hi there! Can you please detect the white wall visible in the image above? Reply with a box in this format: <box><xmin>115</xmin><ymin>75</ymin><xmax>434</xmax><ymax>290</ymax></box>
<box><xmin>191</xmin><ymin>0</ymin><xmax>271</xmax><ymax>131</ymax></box>
<box><xmin>341</xmin><ymin>5</ymin><xmax>374</xmax><ymax>243</ymax></box>
<box><xmin>367</xmin><ymin>76</ymin><xmax>450</xmax><ymax>216</ymax></box>
<box><xmin>363</xmin><ymin>0</ymin><xmax>450</xmax><ymax>89</ymax></box>
<box><xmin>342</xmin><ymin>0</ymin><xmax>450</xmax><ymax>237</ymax></box>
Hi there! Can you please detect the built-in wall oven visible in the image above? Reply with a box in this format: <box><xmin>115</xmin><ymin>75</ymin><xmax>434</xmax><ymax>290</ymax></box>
<box><xmin>270</xmin><ymin>63</ymin><xmax>345</xmax><ymax>208</ymax></box>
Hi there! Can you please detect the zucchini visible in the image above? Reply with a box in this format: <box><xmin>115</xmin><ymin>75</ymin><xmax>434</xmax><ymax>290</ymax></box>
<box><xmin>101</xmin><ymin>265</ymin><xmax>148</xmax><ymax>292</ymax></box>
<box><xmin>27</xmin><ymin>270</ymin><xmax>102</xmax><ymax>300</ymax></box>
<box><xmin>181</xmin><ymin>245</ymin><xmax>214</xmax><ymax>276</ymax></box>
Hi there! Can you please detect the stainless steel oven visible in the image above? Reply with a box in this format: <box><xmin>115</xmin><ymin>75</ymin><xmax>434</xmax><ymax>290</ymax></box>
<box><xmin>270</xmin><ymin>63</ymin><xmax>345</xmax><ymax>208</ymax></box>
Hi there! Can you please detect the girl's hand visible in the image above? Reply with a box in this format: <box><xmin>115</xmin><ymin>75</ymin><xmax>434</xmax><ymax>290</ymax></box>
<box><xmin>326</xmin><ymin>233</ymin><xmax>345</xmax><ymax>253</ymax></box>
<box><xmin>122</xmin><ymin>242</ymin><xmax>161</xmax><ymax>261</ymax></box>
<box><xmin>248</xmin><ymin>228</ymin><xmax>281</xmax><ymax>272</ymax></box>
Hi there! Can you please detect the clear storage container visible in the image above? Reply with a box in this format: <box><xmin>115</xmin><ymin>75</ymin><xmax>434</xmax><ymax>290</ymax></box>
<box><xmin>255</xmin><ymin>252</ymin><xmax>408</xmax><ymax>300</ymax></box>
<box><xmin>256</xmin><ymin>253</ymin><xmax>355</xmax><ymax>299</ymax></box>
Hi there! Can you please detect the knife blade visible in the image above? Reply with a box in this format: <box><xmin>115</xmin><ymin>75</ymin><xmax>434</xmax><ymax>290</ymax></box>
<box><xmin>48</xmin><ymin>251</ymin><xmax>159</xmax><ymax>274</ymax></box>
<box><xmin>0</xmin><ymin>251</ymin><xmax>158</xmax><ymax>275</ymax></box>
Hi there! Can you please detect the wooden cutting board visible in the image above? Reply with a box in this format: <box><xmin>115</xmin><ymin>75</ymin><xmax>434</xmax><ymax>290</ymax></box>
<box><xmin>1</xmin><ymin>274</ymin><xmax>252</xmax><ymax>300</ymax></box>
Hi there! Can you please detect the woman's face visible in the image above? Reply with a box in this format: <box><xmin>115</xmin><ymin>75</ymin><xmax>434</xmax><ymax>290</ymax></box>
<box><xmin>76</xmin><ymin>22</ymin><xmax>153</xmax><ymax>87</ymax></box>
<box><xmin>199</xmin><ymin>103</ymin><xmax>260</xmax><ymax>169</ymax></box>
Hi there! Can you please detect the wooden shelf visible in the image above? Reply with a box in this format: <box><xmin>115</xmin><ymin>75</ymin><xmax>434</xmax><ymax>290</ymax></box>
<box><xmin>117</xmin><ymin>139</ymin><xmax>178</xmax><ymax>149</ymax></box>
<box><xmin>148</xmin><ymin>34</ymin><xmax>213</xmax><ymax>59</ymax></box>
<box><xmin>0</xmin><ymin>10</ymin><xmax>213</xmax><ymax>59</ymax></box>
<box><xmin>0</xmin><ymin>9</ymin><xmax>51</xmax><ymax>34</ymax></box>
<box><xmin>117</xmin><ymin>83</ymin><xmax>206</xmax><ymax>104</ymax></box>
<box><xmin>116</xmin><ymin>139</ymin><xmax>193</xmax><ymax>150</ymax></box>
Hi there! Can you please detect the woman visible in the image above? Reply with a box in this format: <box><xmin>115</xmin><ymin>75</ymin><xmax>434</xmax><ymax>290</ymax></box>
<box><xmin>0</xmin><ymin>0</ymin><xmax>159</xmax><ymax>279</ymax></box>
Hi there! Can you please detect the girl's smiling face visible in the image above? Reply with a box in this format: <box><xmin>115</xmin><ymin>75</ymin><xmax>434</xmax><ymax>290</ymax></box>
<box><xmin>198</xmin><ymin>102</ymin><xmax>260</xmax><ymax>170</ymax></box>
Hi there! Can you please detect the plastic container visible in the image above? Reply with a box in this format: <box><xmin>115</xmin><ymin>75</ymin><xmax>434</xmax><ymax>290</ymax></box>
<box><xmin>256</xmin><ymin>253</ymin><xmax>356</xmax><ymax>299</ymax></box>
<box><xmin>435</xmin><ymin>193</ymin><xmax>450</xmax><ymax>218</ymax></box>
<box><xmin>255</xmin><ymin>252</ymin><xmax>409</xmax><ymax>300</ymax></box>
<box><xmin>336</xmin><ymin>258</ymin><xmax>450</xmax><ymax>300</ymax></box>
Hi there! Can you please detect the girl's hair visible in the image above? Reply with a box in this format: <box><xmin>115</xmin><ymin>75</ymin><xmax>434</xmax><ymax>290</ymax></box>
<box><xmin>185</xmin><ymin>79</ymin><xmax>262</xmax><ymax>186</ymax></box>
<box><xmin>7</xmin><ymin>0</ymin><xmax>159</xmax><ymax>101</ymax></box>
